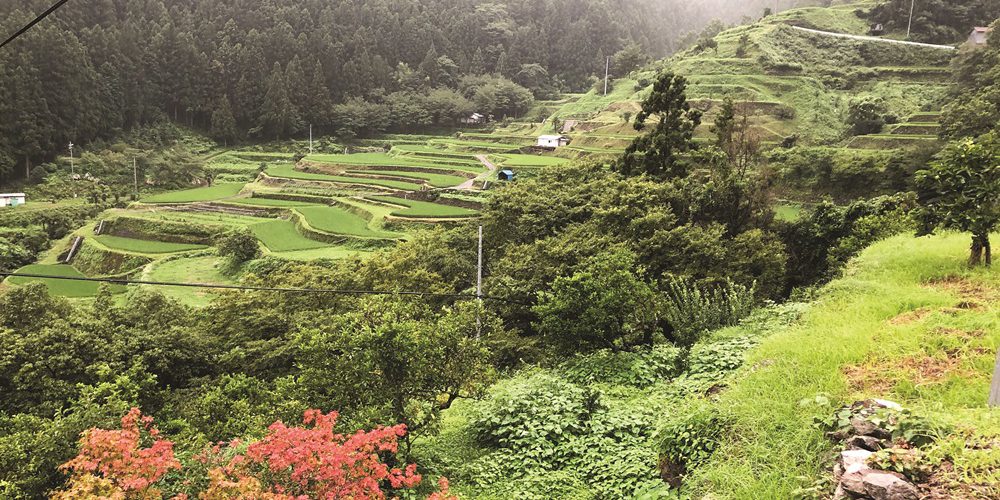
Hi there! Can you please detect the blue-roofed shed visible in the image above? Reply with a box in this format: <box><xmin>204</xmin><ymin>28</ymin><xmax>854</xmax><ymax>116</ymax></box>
<box><xmin>498</xmin><ymin>169</ymin><xmax>516</xmax><ymax>181</ymax></box>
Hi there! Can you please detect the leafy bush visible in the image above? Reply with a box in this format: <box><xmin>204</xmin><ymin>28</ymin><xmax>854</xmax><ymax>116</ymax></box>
<box><xmin>216</xmin><ymin>230</ymin><xmax>261</xmax><ymax>267</ymax></box>
<box><xmin>657</xmin><ymin>404</ymin><xmax>728</xmax><ymax>487</ymax></box>
<box><xmin>469</xmin><ymin>372</ymin><xmax>601</xmax><ymax>461</ymax></box>
<box><xmin>559</xmin><ymin>345</ymin><xmax>683</xmax><ymax>388</ymax></box>
<box><xmin>660</xmin><ymin>276</ymin><xmax>756</xmax><ymax>348</ymax></box>
<box><xmin>685</xmin><ymin>336</ymin><xmax>760</xmax><ymax>383</ymax></box>
<box><xmin>847</xmin><ymin>97</ymin><xmax>893</xmax><ymax>136</ymax></box>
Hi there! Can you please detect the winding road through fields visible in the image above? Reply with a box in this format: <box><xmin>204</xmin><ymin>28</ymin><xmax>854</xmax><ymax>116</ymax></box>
<box><xmin>790</xmin><ymin>26</ymin><xmax>956</xmax><ymax>50</ymax></box>
<box><xmin>456</xmin><ymin>154</ymin><xmax>497</xmax><ymax>190</ymax></box>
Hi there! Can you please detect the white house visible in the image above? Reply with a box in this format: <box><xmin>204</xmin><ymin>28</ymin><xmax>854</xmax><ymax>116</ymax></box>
<box><xmin>0</xmin><ymin>193</ymin><xmax>26</xmax><ymax>208</ymax></box>
<box><xmin>461</xmin><ymin>112</ymin><xmax>486</xmax><ymax>125</ymax></box>
<box><xmin>537</xmin><ymin>135</ymin><xmax>570</xmax><ymax>149</ymax></box>
<box><xmin>968</xmin><ymin>27</ymin><xmax>992</xmax><ymax>47</ymax></box>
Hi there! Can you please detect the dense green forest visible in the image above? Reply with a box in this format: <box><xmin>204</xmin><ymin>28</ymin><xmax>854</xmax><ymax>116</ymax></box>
<box><xmin>0</xmin><ymin>0</ymin><xmax>815</xmax><ymax>183</ymax></box>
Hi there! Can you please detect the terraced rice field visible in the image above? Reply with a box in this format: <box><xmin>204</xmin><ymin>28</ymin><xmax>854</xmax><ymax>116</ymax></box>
<box><xmin>6</xmin><ymin>264</ymin><xmax>124</xmax><ymax>297</ymax></box>
<box><xmin>142</xmin><ymin>183</ymin><xmax>244</xmax><ymax>203</ymax></box>
<box><xmin>296</xmin><ymin>205</ymin><xmax>395</xmax><ymax>238</ymax></box>
<box><xmin>228</xmin><ymin>197</ymin><xmax>319</xmax><ymax>207</ymax></box>
<box><xmin>94</xmin><ymin>235</ymin><xmax>208</xmax><ymax>254</ymax></box>
<box><xmin>250</xmin><ymin>219</ymin><xmax>331</xmax><ymax>252</ymax></box>
<box><xmin>496</xmin><ymin>154</ymin><xmax>570</xmax><ymax>167</ymax></box>
<box><xmin>344</xmin><ymin>170</ymin><xmax>469</xmax><ymax>188</ymax></box>
<box><xmin>368</xmin><ymin>196</ymin><xmax>479</xmax><ymax>219</ymax></box>
<box><xmin>267</xmin><ymin>165</ymin><xmax>420</xmax><ymax>191</ymax></box>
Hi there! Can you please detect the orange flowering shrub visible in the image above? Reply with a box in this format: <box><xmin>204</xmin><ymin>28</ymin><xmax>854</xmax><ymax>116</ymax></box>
<box><xmin>54</xmin><ymin>408</ymin><xmax>456</xmax><ymax>500</ymax></box>
<box><xmin>54</xmin><ymin>407</ymin><xmax>181</xmax><ymax>499</ymax></box>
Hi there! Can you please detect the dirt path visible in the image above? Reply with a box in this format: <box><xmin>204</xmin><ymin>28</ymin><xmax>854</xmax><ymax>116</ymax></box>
<box><xmin>456</xmin><ymin>155</ymin><xmax>497</xmax><ymax>190</ymax></box>
<box><xmin>790</xmin><ymin>26</ymin><xmax>956</xmax><ymax>50</ymax></box>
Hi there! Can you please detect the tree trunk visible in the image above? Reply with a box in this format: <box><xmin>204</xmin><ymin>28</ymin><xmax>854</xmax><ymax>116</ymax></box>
<box><xmin>986</xmin><ymin>234</ymin><xmax>993</xmax><ymax>267</ymax></box>
<box><xmin>970</xmin><ymin>234</ymin><xmax>986</xmax><ymax>267</ymax></box>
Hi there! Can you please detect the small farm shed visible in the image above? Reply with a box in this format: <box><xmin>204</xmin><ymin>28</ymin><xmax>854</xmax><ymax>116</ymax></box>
<box><xmin>497</xmin><ymin>169</ymin><xmax>516</xmax><ymax>181</ymax></box>
<box><xmin>969</xmin><ymin>27</ymin><xmax>992</xmax><ymax>47</ymax></box>
<box><xmin>461</xmin><ymin>112</ymin><xmax>486</xmax><ymax>125</ymax></box>
<box><xmin>0</xmin><ymin>193</ymin><xmax>26</xmax><ymax>208</ymax></box>
<box><xmin>537</xmin><ymin>135</ymin><xmax>570</xmax><ymax>149</ymax></box>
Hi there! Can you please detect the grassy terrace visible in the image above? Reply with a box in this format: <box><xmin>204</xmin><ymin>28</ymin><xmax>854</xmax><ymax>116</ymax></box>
<box><xmin>367</xmin><ymin>195</ymin><xmax>479</xmax><ymax>219</ymax></box>
<box><xmin>266</xmin><ymin>165</ymin><xmax>420</xmax><ymax>191</ymax></box>
<box><xmin>344</xmin><ymin>170</ymin><xmax>469</xmax><ymax>188</ymax></box>
<box><xmin>250</xmin><ymin>219</ymin><xmax>331</xmax><ymax>252</ymax></box>
<box><xmin>93</xmin><ymin>235</ymin><xmax>207</xmax><ymax>254</ymax></box>
<box><xmin>6</xmin><ymin>264</ymin><xmax>125</xmax><ymax>297</ymax></box>
<box><xmin>296</xmin><ymin>205</ymin><xmax>396</xmax><ymax>238</ymax></box>
<box><xmin>145</xmin><ymin>256</ymin><xmax>234</xmax><ymax>307</ymax></box>
<box><xmin>495</xmin><ymin>154</ymin><xmax>570</xmax><ymax>167</ymax></box>
<box><xmin>141</xmin><ymin>183</ymin><xmax>245</xmax><ymax>204</ymax></box>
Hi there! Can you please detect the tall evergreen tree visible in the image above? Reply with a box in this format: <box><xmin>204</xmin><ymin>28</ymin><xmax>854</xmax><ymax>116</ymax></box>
<box><xmin>210</xmin><ymin>96</ymin><xmax>239</xmax><ymax>146</ymax></box>
<box><xmin>615</xmin><ymin>72</ymin><xmax>701</xmax><ymax>179</ymax></box>
<box><xmin>258</xmin><ymin>63</ymin><xmax>303</xmax><ymax>139</ymax></box>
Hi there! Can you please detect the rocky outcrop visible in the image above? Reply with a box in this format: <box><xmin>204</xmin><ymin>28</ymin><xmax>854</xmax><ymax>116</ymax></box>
<box><xmin>827</xmin><ymin>400</ymin><xmax>921</xmax><ymax>500</ymax></box>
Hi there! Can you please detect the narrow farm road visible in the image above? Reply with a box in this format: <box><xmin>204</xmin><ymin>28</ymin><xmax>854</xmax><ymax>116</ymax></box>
<box><xmin>790</xmin><ymin>26</ymin><xmax>956</xmax><ymax>50</ymax></box>
<box><xmin>456</xmin><ymin>154</ymin><xmax>498</xmax><ymax>190</ymax></box>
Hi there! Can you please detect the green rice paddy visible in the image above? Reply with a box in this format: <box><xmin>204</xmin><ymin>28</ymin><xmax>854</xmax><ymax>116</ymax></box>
<box><xmin>94</xmin><ymin>235</ymin><xmax>207</xmax><ymax>254</ymax></box>
<box><xmin>368</xmin><ymin>196</ymin><xmax>479</xmax><ymax>218</ymax></box>
<box><xmin>296</xmin><ymin>205</ymin><xmax>394</xmax><ymax>238</ymax></box>
<box><xmin>250</xmin><ymin>219</ymin><xmax>332</xmax><ymax>252</ymax></box>
<box><xmin>142</xmin><ymin>183</ymin><xmax>244</xmax><ymax>204</ymax></box>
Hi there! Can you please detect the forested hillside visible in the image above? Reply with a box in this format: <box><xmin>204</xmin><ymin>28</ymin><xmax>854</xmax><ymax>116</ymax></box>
<box><xmin>0</xmin><ymin>0</ymin><xmax>819</xmax><ymax>184</ymax></box>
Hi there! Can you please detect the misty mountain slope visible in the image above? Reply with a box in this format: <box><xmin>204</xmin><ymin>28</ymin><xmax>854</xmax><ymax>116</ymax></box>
<box><xmin>505</xmin><ymin>1</ymin><xmax>954</xmax><ymax>153</ymax></box>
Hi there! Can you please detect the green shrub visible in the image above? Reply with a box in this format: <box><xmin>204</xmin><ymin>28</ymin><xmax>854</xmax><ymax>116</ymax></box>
<box><xmin>657</xmin><ymin>403</ymin><xmax>728</xmax><ymax>487</ymax></box>
<box><xmin>685</xmin><ymin>336</ymin><xmax>759</xmax><ymax>382</ymax></box>
<box><xmin>469</xmin><ymin>372</ymin><xmax>601</xmax><ymax>460</ymax></box>
<box><xmin>216</xmin><ymin>229</ymin><xmax>261</xmax><ymax>267</ymax></box>
<box><xmin>559</xmin><ymin>345</ymin><xmax>683</xmax><ymax>388</ymax></box>
<box><xmin>660</xmin><ymin>276</ymin><xmax>756</xmax><ymax>348</ymax></box>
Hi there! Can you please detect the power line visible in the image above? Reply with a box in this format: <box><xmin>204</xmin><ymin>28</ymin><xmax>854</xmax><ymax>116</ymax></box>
<box><xmin>0</xmin><ymin>0</ymin><xmax>72</xmax><ymax>50</ymax></box>
<box><xmin>0</xmin><ymin>272</ymin><xmax>529</xmax><ymax>305</ymax></box>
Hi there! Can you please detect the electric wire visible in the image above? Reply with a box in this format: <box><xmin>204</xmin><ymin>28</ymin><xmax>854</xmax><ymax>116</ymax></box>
<box><xmin>0</xmin><ymin>272</ymin><xmax>529</xmax><ymax>305</ymax></box>
<box><xmin>0</xmin><ymin>0</ymin><xmax>72</xmax><ymax>50</ymax></box>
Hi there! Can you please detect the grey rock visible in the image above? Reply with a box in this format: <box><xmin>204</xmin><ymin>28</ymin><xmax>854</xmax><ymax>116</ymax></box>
<box><xmin>841</xmin><ymin>449</ymin><xmax>874</xmax><ymax>475</ymax></box>
<box><xmin>848</xmin><ymin>435</ymin><xmax>886</xmax><ymax>452</ymax></box>
<box><xmin>861</xmin><ymin>471</ymin><xmax>920</xmax><ymax>500</ymax></box>
<box><xmin>851</xmin><ymin>416</ymin><xmax>892</xmax><ymax>440</ymax></box>
<box><xmin>840</xmin><ymin>471</ymin><xmax>867</xmax><ymax>497</ymax></box>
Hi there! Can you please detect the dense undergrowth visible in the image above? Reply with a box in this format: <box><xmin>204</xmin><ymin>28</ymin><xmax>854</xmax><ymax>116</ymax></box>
<box><xmin>414</xmin><ymin>232</ymin><xmax>1000</xmax><ymax>498</ymax></box>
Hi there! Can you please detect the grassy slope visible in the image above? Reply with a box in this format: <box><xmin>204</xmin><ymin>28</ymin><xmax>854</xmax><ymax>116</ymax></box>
<box><xmin>368</xmin><ymin>196</ymin><xmax>479</xmax><ymax>218</ymax></box>
<box><xmin>141</xmin><ymin>183</ymin><xmax>244</xmax><ymax>203</ymax></box>
<box><xmin>250</xmin><ymin>219</ymin><xmax>331</xmax><ymax>252</ymax></box>
<box><xmin>6</xmin><ymin>264</ymin><xmax>124</xmax><ymax>297</ymax></box>
<box><xmin>295</xmin><ymin>205</ymin><xmax>394</xmax><ymax>238</ymax></box>
<box><xmin>144</xmin><ymin>256</ymin><xmax>234</xmax><ymax>307</ymax></box>
<box><xmin>93</xmin><ymin>235</ymin><xmax>207</xmax><ymax>254</ymax></box>
<box><xmin>693</xmin><ymin>232</ymin><xmax>1000</xmax><ymax>497</ymax></box>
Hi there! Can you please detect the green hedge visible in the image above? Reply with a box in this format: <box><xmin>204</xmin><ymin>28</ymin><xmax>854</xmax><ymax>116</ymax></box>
<box><xmin>105</xmin><ymin>216</ymin><xmax>223</xmax><ymax>245</ymax></box>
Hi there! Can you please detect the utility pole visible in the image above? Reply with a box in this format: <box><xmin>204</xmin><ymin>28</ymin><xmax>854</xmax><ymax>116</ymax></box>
<box><xmin>907</xmin><ymin>0</ymin><xmax>916</xmax><ymax>39</ymax></box>
<box><xmin>68</xmin><ymin>142</ymin><xmax>77</xmax><ymax>198</ymax></box>
<box><xmin>309</xmin><ymin>124</ymin><xmax>313</xmax><ymax>155</ymax></box>
<box><xmin>603</xmin><ymin>56</ymin><xmax>610</xmax><ymax>96</ymax></box>
<box><xmin>476</xmin><ymin>225</ymin><xmax>483</xmax><ymax>339</ymax></box>
<box><xmin>133</xmin><ymin>157</ymin><xmax>139</xmax><ymax>198</ymax></box>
